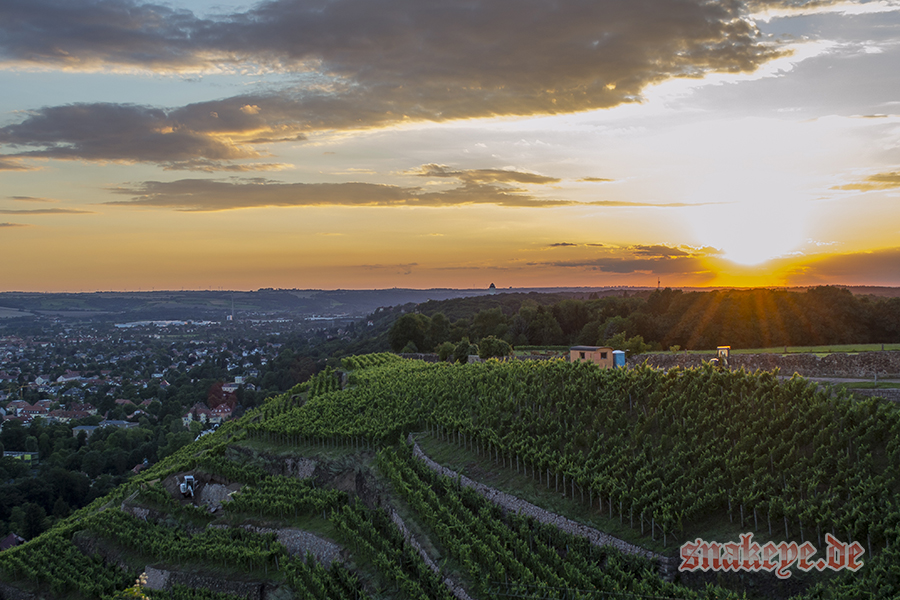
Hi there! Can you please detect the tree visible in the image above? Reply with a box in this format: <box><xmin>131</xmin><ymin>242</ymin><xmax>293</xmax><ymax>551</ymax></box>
<box><xmin>453</xmin><ymin>338</ymin><xmax>478</xmax><ymax>364</ymax></box>
<box><xmin>23</xmin><ymin>502</ymin><xmax>47</xmax><ymax>540</ymax></box>
<box><xmin>471</xmin><ymin>308</ymin><xmax>509</xmax><ymax>341</ymax></box>
<box><xmin>523</xmin><ymin>305</ymin><xmax>564</xmax><ymax>346</ymax></box>
<box><xmin>38</xmin><ymin>433</ymin><xmax>51</xmax><ymax>459</ymax></box>
<box><xmin>552</xmin><ymin>299</ymin><xmax>591</xmax><ymax>339</ymax></box>
<box><xmin>606</xmin><ymin>333</ymin><xmax>652</xmax><ymax>356</ymax></box>
<box><xmin>81</xmin><ymin>450</ymin><xmax>104</xmax><ymax>479</ymax></box>
<box><xmin>389</xmin><ymin>313</ymin><xmax>429</xmax><ymax>353</ymax></box>
<box><xmin>1</xmin><ymin>420</ymin><xmax>27</xmax><ymax>451</ymax></box>
<box><xmin>436</xmin><ymin>341</ymin><xmax>456</xmax><ymax>362</ymax></box>
<box><xmin>426</xmin><ymin>313</ymin><xmax>451</xmax><ymax>350</ymax></box>
<box><xmin>52</xmin><ymin>496</ymin><xmax>70</xmax><ymax>519</ymax></box>
<box><xmin>478</xmin><ymin>336</ymin><xmax>512</xmax><ymax>360</ymax></box>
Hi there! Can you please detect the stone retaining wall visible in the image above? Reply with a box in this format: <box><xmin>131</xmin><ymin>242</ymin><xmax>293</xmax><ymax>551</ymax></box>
<box><xmin>631</xmin><ymin>350</ymin><xmax>900</xmax><ymax>378</ymax></box>
<box><xmin>848</xmin><ymin>388</ymin><xmax>900</xmax><ymax>403</ymax></box>
<box><xmin>387</xmin><ymin>507</ymin><xmax>475</xmax><ymax>600</ymax></box>
<box><xmin>243</xmin><ymin>525</ymin><xmax>342</xmax><ymax>565</ymax></box>
<box><xmin>143</xmin><ymin>566</ymin><xmax>267</xmax><ymax>599</ymax></box>
<box><xmin>0</xmin><ymin>581</ymin><xmax>36</xmax><ymax>600</ymax></box>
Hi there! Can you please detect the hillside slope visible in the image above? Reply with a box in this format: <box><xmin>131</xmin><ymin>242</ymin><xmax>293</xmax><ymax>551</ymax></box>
<box><xmin>1</xmin><ymin>354</ymin><xmax>897</xmax><ymax>599</ymax></box>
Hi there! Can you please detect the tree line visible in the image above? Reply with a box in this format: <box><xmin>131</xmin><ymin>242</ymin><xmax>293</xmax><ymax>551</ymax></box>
<box><xmin>389</xmin><ymin>286</ymin><xmax>900</xmax><ymax>355</ymax></box>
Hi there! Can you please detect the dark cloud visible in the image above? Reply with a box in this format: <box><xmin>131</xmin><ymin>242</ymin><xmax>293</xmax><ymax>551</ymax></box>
<box><xmin>0</xmin><ymin>1</ymin><xmax>204</xmax><ymax>69</ymax></box>
<box><xmin>104</xmin><ymin>177</ymin><xmax>576</xmax><ymax>211</ymax></box>
<box><xmin>0</xmin><ymin>222</ymin><xmax>27</xmax><ymax>227</ymax></box>
<box><xmin>546</xmin><ymin>242</ymin><xmax>605</xmax><ymax>248</ymax></box>
<box><xmin>412</xmin><ymin>164</ymin><xmax>560</xmax><ymax>185</ymax></box>
<box><xmin>104</xmin><ymin>162</ymin><xmax>720</xmax><ymax>211</ymax></box>
<box><xmin>630</xmin><ymin>244</ymin><xmax>690</xmax><ymax>257</ymax></box>
<box><xmin>0</xmin><ymin>0</ymin><xmax>788</xmax><ymax>166</ymax></box>
<box><xmin>785</xmin><ymin>247</ymin><xmax>900</xmax><ymax>284</ymax></box>
<box><xmin>834</xmin><ymin>171</ymin><xmax>900</xmax><ymax>192</ymax></box>
<box><xmin>0</xmin><ymin>102</ymin><xmax>305</xmax><ymax>167</ymax></box>
<box><xmin>747</xmin><ymin>0</ymin><xmax>844</xmax><ymax>9</ymax></box>
<box><xmin>579</xmin><ymin>177</ymin><xmax>614</xmax><ymax>182</ymax></box>
<box><xmin>533</xmin><ymin>244</ymin><xmax>718</xmax><ymax>275</ymax></box>
<box><xmin>538</xmin><ymin>255</ymin><xmax>711</xmax><ymax>275</ymax></box>
<box><xmin>8</xmin><ymin>196</ymin><xmax>55</xmax><ymax>202</ymax></box>
<box><xmin>161</xmin><ymin>160</ymin><xmax>293</xmax><ymax>173</ymax></box>
<box><xmin>0</xmin><ymin>208</ymin><xmax>91</xmax><ymax>215</ymax></box>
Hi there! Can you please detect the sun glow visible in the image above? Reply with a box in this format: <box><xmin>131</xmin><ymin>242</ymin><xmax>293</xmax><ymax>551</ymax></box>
<box><xmin>691</xmin><ymin>196</ymin><xmax>808</xmax><ymax>266</ymax></box>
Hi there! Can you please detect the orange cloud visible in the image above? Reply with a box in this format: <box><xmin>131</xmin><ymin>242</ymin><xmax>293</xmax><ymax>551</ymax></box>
<box><xmin>0</xmin><ymin>157</ymin><xmax>35</xmax><ymax>171</ymax></box>
<box><xmin>835</xmin><ymin>171</ymin><xmax>900</xmax><ymax>191</ymax></box>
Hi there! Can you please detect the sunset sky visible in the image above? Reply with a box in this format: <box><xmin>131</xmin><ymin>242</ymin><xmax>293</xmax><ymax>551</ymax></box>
<box><xmin>1</xmin><ymin>0</ymin><xmax>899</xmax><ymax>292</ymax></box>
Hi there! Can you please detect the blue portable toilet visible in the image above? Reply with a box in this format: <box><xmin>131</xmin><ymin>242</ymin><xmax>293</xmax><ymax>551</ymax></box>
<box><xmin>613</xmin><ymin>350</ymin><xmax>626</xmax><ymax>368</ymax></box>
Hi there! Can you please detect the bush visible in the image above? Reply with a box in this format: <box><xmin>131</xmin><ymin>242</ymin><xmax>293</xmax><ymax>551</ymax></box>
<box><xmin>453</xmin><ymin>337</ymin><xmax>478</xmax><ymax>363</ymax></box>
<box><xmin>477</xmin><ymin>336</ymin><xmax>512</xmax><ymax>360</ymax></box>
<box><xmin>436</xmin><ymin>341</ymin><xmax>456</xmax><ymax>362</ymax></box>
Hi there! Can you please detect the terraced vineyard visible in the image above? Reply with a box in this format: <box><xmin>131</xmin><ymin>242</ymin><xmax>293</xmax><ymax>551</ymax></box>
<box><xmin>1</xmin><ymin>354</ymin><xmax>897</xmax><ymax>598</ymax></box>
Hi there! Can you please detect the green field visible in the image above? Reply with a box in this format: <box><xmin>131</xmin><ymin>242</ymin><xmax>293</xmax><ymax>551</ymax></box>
<box><xmin>661</xmin><ymin>343</ymin><xmax>900</xmax><ymax>355</ymax></box>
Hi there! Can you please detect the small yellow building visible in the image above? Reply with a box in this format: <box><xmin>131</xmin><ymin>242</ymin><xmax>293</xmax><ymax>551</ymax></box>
<box><xmin>569</xmin><ymin>346</ymin><xmax>614</xmax><ymax>368</ymax></box>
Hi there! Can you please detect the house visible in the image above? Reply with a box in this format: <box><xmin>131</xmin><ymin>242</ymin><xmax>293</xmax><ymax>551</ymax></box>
<box><xmin>20</xmin><ymin>404</ymin><xmax>49</xmax><ymax>417</ymax></box>
<box><xmin>569</xmin><ymin>346</ymin><xmax>615</xmax><ymax>368</ymax></box>
<box><xmin>0</xmin><ymin>533</ymin><xmax>25</xmax><ymax>551</ymax></box>
<box><xmin>6</xmin><ymin>400</ymin><xmax>30</xmax><ymax>416</ymax></box>
<box><xmin>48</xmin><ymin>409</ymin><xmax>93</xmax><ymax>423</ymax></box>
<box><xmin>182</xmin><ymin>402</ymin><xmax>214</xmax><ymax>427</ymax></box>
<box><xmin>98</xmin><ymin>419</ymin><xmax>139</xmax><ymax>431</ymax></box>
<box><xmin>209</xmin><ymin>404</ymin><xmax>233</xmax><ymax>424</ymax></box>
<box><xmin>72</xmin><ymin>425</ymin><xmax>98</xmax><ymax>438</ymax></box>
<box><xmin>3</xmin><ymin>414</ymin><xmax>32</xmax><ymax>425</ymax></box>
<box><xmin>3</xmin><ymin>451</ymin><xmax>38</xmax><ymax>463</ymax></box>
<box><xmin>57</xmin><ymin>370</ymin><xmax>82</xmax><ymax>383</ymax></box>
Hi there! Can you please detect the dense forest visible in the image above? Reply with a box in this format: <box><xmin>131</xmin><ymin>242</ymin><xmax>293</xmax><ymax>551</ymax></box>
<box><xmin>389</xmin><ymin>287</ymin><xmax>900</xmax><ymax>354</ymax></box>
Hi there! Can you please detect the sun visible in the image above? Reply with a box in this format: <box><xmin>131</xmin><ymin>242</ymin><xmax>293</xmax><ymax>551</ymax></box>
<box><xmin>692</xmin><ymin>200</ymin><xmax>807</xmax><ymax>266</ymax></box>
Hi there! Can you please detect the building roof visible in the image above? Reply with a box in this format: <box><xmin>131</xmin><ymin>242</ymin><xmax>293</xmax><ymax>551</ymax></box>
<box><xmin>0</xmin><ymin>533</ymin><xmax>25</xmax><ymax>551</ymax></box>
